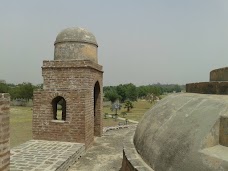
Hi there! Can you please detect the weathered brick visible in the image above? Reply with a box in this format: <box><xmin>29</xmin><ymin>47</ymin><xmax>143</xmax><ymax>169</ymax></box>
<box><xmin>0</xmin><ymin>93</ymin><xmax>10</xmax><ymax>171</ymax></box>
<box><xmin>33</xmin><ymin>29</ymin><xmax>103</xmax><ymax>149</ymax></box>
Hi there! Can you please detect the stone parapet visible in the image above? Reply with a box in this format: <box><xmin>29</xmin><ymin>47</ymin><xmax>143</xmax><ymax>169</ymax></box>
<box><xmin>121</xmin><ymin>128</ymin><xmax>153</xmax><ymax>171</ymax></box>
<box><xmin>0</xmin><ymin>93</ymin><xmax>10</xmax><ymax>171</ymax></box>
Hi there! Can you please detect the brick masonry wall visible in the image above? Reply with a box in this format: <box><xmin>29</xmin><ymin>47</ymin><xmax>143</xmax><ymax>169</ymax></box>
<box><xmin>33</xmin><ymin>61</ymin><xmax>103</xmax><ymax>149</ymax></box>
<box><xmin>210</xmin><ymin>67</ymin><xmax>228</xmax><ymax>82</ymax></box>
<box><xmin>0</xmin><ymin>93</ymin><xmax>10</xmax><ymax>171</ymax></box>
<box><xmin>42</xmin><ymin>60</ymin><xmax>102</xmax><ymax>90</ymax></box>
<box><xmin>186</xmin><ymin>82</ymin><xmax>228</xmax><ymax>94</ymax></box>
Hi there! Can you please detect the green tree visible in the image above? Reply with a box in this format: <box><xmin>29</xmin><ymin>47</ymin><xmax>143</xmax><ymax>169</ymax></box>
<box><xmin>125</xmin><ymin>83</ymin><xmax>138</xmax><ymax>101</ymax></box>
<box><xmin>0</xmin><ymin>83</ymin><xmax>9</xmax><ymax>93</ymax></box>
<box><xmin>137</xmin><ymin>86</ymin><xmax>149</xmax><ymax>98</ymax></box>
<box><xmin>104</xmin><ymin>90</ymin><xmax>120</xmax><ymax>103</ymax></box>
<box><xmin>17</xmin><ymin>82</ymin><xmax>34</xmax><ymax>101</ymax></box>
<box><xmin>9</xmin><ymin>87</ymin><xmax>20</xmax><ymax>100</ymax></box>
<box><xmin>116</xmin><ymin>83</ymin><xmax>138</xmax><ymax>102</ymax></box>
<box><xmin>121</xmin><ymin>112</ymin><xmax>127</xmax><ymax>118</ymax></box>
<box><xmin>116</xmin><ymin>84</ymin><xmax>127</xmax><ymax>102</ymax></box>
<box><xmin>124</xmin><ymin>100</ymin><xmax>134</xmax><ymax>112</ymax></box>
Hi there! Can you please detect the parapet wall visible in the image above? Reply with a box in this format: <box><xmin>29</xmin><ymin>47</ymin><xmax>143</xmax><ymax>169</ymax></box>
<box><xmin>186</xmin><ymin>82</ymin><xmax>228</xmax><ymax>95</ymax></box>
<box><xmin>210</xmin><ymin>67</ymin><xmax>228</xmax><ymax>81</ymax></box>
<box><xmin>0</xmin><ymin>93</ymin><xmax>10</xmax><ymax>171</ymax></box>
<box><xmin>121</xmin><ymin>128</ymin><xmax>153</xmax><ymax>171</ymax></box>
<box><xmin>186</xmin><ymin>67</ymin><xmax>228</xmax><ymax>94</ymax></box>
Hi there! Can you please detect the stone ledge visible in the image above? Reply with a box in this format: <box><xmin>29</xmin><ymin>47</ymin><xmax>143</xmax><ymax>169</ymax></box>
<box><xmin>200</xmin><ymin>145</ymin><xmax>228</xmax><ymax>162</ymax></box>
<box><xmin>50</xmin><ymin>120</ymin><xmax>68</xmax><ymax>124</ymax></box>
<box><xmin>121</xmin><ymin>129</ymin><xmax>154</xmax><ymax>171</ymax></box>
<box><xmin>42</xmin><ymin>60</ymin><xmax>103</xmax><ymax>72</ymax></box>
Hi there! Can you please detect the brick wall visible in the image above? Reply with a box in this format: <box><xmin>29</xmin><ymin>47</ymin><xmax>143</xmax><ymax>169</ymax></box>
<box><xmin>210</xmin><ymin>67</ymin><xmax>228</xmax><ymax>82</ymax></box>
<box><xmin>33</xmin><ymin>61</ymin><xmax>103</xmax><ymax>149</ymax></box>
<box><xmin>0</xmin><ymin>93</ymin><xmax>10</xmax><ymax>171</ymax></box>
<box><xmin>186</xmin><ymin>82</ymin><xmax>228</xmax><ymax>94</ymax></box>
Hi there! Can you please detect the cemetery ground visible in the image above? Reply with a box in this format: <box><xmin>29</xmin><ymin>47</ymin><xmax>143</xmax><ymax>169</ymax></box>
<box><xmin>10</xmin><ymin>100</ymin><xmax>154</xmax><ymax>147</ymax></box>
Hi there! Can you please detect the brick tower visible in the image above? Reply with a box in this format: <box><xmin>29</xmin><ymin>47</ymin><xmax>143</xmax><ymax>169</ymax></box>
<box><xmin>33</xmin><ymin>27</ymin><xmax>103</xmax><ymax>148</ymax></box>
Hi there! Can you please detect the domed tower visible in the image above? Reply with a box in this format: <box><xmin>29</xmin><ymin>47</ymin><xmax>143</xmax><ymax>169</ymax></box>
<box><xmin>54</xmin><ymin>27</ymin><xmax>98</xmax><ymax>62</ymax></box>
<box><xmin>33</xmin><ymin>27</ymin><xmax>103</xmax><ymax>148</ymax></box>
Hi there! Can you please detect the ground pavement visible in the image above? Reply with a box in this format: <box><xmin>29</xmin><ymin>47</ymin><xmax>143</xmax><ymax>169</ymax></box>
<box><xmin>69</xmin><ymin>126</ymin><xmax>136</xmax><ymax>171</ymax></box>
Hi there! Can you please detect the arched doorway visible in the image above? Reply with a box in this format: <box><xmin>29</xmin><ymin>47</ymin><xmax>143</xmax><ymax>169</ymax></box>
<box><xmin>94</xmin><ymin>81</ymin><xmax>101</xmax><ymax>136</ymax></box>
<box><xmin>52</xmin><ymin>96</ymin><xmax>66</xmax><ymax>121</ymax></box>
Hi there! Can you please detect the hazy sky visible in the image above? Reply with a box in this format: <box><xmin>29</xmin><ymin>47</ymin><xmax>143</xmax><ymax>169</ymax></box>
<box><xmin>1</xmin><ymin>0</ymin><xmax>228</xmax><ymax>86</ymax></box>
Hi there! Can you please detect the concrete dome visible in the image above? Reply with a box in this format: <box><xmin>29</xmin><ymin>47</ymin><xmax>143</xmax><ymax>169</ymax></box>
<box><xmin>134</xmin><ymin>93</ymin><xmax>228</xmax><ymax>171</ymax></box>
<box><xmin>54</xmin><ymin>27</ymin><xmax>98</xmax><ymax>62</ymax></box>
<box><xmin>54</xmin><ymin>27</ymin><xmax>98</xmax><ymax>46</ymax></box>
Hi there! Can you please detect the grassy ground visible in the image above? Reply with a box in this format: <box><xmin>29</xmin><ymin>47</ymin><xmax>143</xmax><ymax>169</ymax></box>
<box><xmin>10</xmin><ymin>106</ymin><xmax>33</xmax><ymax>147</ymax></box>
<box><xmin>10</xmin><ymin>100</ymin><xmax>154</xmax><ymax>148</ymax></box>
<box><xmin>103</xmin><ymin>100</ymin><xmax>154</xmax><ymax>122</ymax></box>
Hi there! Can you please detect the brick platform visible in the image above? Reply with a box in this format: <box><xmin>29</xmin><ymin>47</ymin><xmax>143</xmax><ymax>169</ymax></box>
<box><xmin>10</xmin><ymin>140</ymin><xmax>85</xmax><ymax>171</ymax></box>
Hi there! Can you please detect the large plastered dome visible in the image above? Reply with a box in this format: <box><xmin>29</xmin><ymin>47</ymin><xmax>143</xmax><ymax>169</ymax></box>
<box><xmin>134</xmin><ymin>93</ymin><xmax>228</xmax><ymax>171</ymax></box>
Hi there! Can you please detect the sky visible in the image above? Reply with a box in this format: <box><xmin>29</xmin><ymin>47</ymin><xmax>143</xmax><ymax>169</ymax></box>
<box><xmin>0</xmin><ymin>0</ymin><xmax>228</xmax><ymax>86</ymax></box>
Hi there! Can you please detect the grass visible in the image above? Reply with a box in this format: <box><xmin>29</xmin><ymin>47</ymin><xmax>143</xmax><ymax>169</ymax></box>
<box><xmin>10</xmin><ymin>106</ymin><xmax>33</xmax><ymax>148</ymax></box>
<box><xmin>9</xmin><ymin>100</ymin><xmax>154</xmax><ymax>148</ymax></box>
<box><xmin>103</xmin><ymin>100</ymin><xmax>154</xmax><ymax>122</ymax></box>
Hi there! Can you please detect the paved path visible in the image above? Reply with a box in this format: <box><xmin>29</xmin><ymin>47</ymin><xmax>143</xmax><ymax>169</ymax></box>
<box><xmin>107</xmin><ymin>114</ymin><xmax>139</xmax><ymax>124</ymax></box>
<box><xmin>69</xmin><ymin>126</ymin><xmax>136</xmax><ymax>171</ymax></box>
<box><xmin>10</xmin><ymin>140</ymin><xmax>85</xmax><ymax>171</ymax></box>
<box><xmin>117</xmin><ymin>116</ymin><xmax>139</xmax><ymax>124</ymax></box>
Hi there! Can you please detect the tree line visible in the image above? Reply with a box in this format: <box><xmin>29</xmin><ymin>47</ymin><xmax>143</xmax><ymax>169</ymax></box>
<box><xmin>0</xmin><ymin>82</ymin><xmax>42</xmax><ymax>101</ymax></box>
<box><xmin>104</xmin><ymin>83</ymin><xmax>185</xmax><ymax>103</ymax></box>
<box><xmin>0</xmin><ymin>82</ymin><xmax>184</xmax><ymax>102</ymax></box>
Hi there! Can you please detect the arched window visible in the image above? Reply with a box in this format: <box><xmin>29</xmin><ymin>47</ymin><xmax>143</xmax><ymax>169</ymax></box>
<box><xmin>52</xmin><ymin>96</ymin><xmax>66</xmax><ymax>121</ymax></box>
<box><xmin>94</xmin><ymin>81</ymin><xmax>101</xmax><ymax>136</ymax></box>
<box><xmin>94</xmin><ymin>82</ymin><xmax>100</xmax><ymax>116</ymax></box>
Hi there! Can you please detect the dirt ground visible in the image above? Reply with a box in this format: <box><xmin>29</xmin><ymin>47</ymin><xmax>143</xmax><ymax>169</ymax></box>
<box><xmin>68</xmin><ymin>126</ymin><xmax>136</xmax><ymax>171</ymax></box>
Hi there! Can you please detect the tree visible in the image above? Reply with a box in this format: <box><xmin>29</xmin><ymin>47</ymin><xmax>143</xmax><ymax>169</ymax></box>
<box><xmin>116</xmin><ymin>83</ymin><xmax>138</xmax><ymax>102</ymax></box>
<box><xmin>145</xmin><ymin>93</ymin><xmax>155</xmax><ymax>103</ymax></box>
<box><xmin>124</xmin><ymin>100</ymin><xmax>134</xmax><ymax>112</ymax></box>
<box><xmin>7</xmin><ymin>82</ymin><xmax>36</xmax><ymax>100</ymax></box>
<box><xmin>116</xmin><ymin>84</ymin><xmax>127</xmax><ymax>102</ymax></box>
<box><xmin>0</xmin><ymin>83</ymin><xmax>9</xmax><ymax>93</ymax></box>
<box><xmin>104</xmin><ymin>90</ymin><xmax>120</xmax><ymax>103</ymax></box>
<box><xmin>111</xmin><ymin>102</ymin><xmax>121</xmax><ymax>121</ymax></box>
<box><xmin>121</xmin><ymin>112</ymin><xmax>127</xmax><ymax>118</ymax></box>
<box><xmin>137</xmin><ymin>86</ymin><xmax>149</xmax><ymax>99</ymax></box>
<box><xmin>125</xmin><ymin>83</ymin><xmax>138</xmax><ymax>101</ymax></box>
